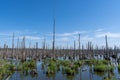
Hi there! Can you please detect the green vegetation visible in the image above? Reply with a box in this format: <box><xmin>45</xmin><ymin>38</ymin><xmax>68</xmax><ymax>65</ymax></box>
<box><xmin>94</xmin><ymin>60</ymin><xmax>113</xmax><ymax>72</ymax></box>
<box><xmin>42</xmin><ymin>59</ymin><xmax>82</xmax><ymax>76</ymax></box>
<box><xmin>118</xmin><ymin>64</ymin><xmax>120</xmax><ymax>71</ymax></box>
<box><xmin>0</xmin><ymin>58</ymin><xmax>116</xmax><ymax>79</ymax></box>
<box><xmin>60</xmin><ymin>60</ymin><xmax>80</xmax><ymax>75</ymax></box>
<box><xmin>108</xmin><ymin>66</ymin><xmax>114</xmax><ymax>72</ymax></box>
<box><xmin>94</xmin><ymin>65</ymin><xmax>112</xmax><ymax>72</ymax></box>
<box><xmin>0</xmin><ymin>60</ymin><xmax>14</xmax><ymax>79</ymax></box>
<box><xmin>19</xmin><ymin>60</ymin><xmax>36</xmax><ymax>73</ymax></box>
<box><xmin>46</xmin><ymin>59</ymin><xmax>58</xmax><ymax>74</ymax></box>
<box><xmin>94</xmin><ymin>65</ymin><xmax>107</xmax><ymax>72</ymax></box>
<box><xmin>84</xmin><ymin>59</ymin><xmax>108</xmax><ymax>65</ymax></box>
<box><xmin>62</xmin><ymin>66</ymin><xmax>75</xmax><ymax>75</ymax></box>
<box><xmin>42</xmin><ymin>59</ymin><xmax>112</xmax><ymax>77</ymax></box>
<box><xmin>0</xmin><ymin>59</ymin><xmax>37</xmax><ymax>79</ymax></box>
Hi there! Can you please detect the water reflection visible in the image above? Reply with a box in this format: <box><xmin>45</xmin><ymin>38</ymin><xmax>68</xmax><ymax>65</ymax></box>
<box><xmin>7</xmin><ymin>58</ymin><xmax>120</xmax><ymax>80</ymax></box>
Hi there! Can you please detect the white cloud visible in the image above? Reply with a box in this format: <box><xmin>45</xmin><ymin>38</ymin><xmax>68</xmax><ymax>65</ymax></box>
<box><xmin>58</xmin><ymin>31</ymin><xmax>80</xmax><ymax>36</ymax></box>
<box><xmin>47</xmin><ymin>31</ymin><xmax>87</xmax><ymax>37</ymax></box>
<box><xmin>82</xmin><ymin>36</ymin><xmax>94</xmax><ymax>41</ymax></box>
<box><xmin>1</xmin><ymin>30</ymin><xmax>120</xmax><ymax>48</ymax></box>
<box><xmin>19</xmin><ymin>36</ymin><xmax>42</xmax><ymax>40</ymax></box>
<box><xmin>56</xmin><ymin>37</ymin><xmax>69</xmax><ymax>42</ymax></box>
<box><xmin>61</xmin><ymin>31</ymin><xmax>87</xmax><ymax>36</ymax></box>
<box><xmin>95</xmin><ymin>28</ymin><xmax>104</xmax><ymax>32</ymax></box>
<box><xmin>0</xmin><ymin>33</ymin><xmax>12</xmax><ymax>36</ymax></box>
<box><xmin>96</xmin><ymin>32</ymin><xmax>120</xmax><ymax>38</ymax></box>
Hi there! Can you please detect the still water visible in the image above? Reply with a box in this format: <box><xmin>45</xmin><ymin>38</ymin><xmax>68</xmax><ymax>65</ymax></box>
<box><xmin>8</xmin><ymin>60</ymin><xmax>120</xmax><ymax>80</ymax></box>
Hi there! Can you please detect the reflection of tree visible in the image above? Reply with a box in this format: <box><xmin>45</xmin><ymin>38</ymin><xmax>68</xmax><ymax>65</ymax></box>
<box><xmin>94</xmin><ymin>71</ymin><xmax>106</xmax><ymax>76</ymax></box>
<box><xmin>103</xmin><ymin>72</ymin><xmax>115</xmax><ymax>80</ymax></box>
<box><xmin>46</xmin><ymin>73</ymin><xmax>55</xmax><ymax>79</ymax></box>
<box><xmin>30</xmin><ymin>72</ymin><xmax>38</xmax><ymax>78</ymax></box>
<box><xmin>66</xmin><ymin>75</ymin><xmax>74</xmax><ymax>80</ymax></box>
<box><xmin>90</xmin><ymin>65</ymin><xmax>93</xmax><ymax>80</ymax></box>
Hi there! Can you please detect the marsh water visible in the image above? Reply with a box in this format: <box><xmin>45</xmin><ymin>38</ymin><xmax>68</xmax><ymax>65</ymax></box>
<box><xmin>7</xmin><ymin>57</ymin><xmax>120</xmax><ymax>80</ymax></box>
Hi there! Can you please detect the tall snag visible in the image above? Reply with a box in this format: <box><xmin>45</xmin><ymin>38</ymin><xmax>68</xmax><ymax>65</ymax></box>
<box><xmin>21</xmin><ymin>36</ymin><xmax>26</xmax><ymax>62</ymax></box>
<box><xmin>12</xmin><ymin>32</ymin><xmax>14</xmax><ymax>59</ymax></box>
<box><xmin>105</xmin><ymin>35</ymin><xmax>109</xmax><ymax>59</ymax></box>
<box><xmin>78</xmin><ymin>34</ymin><xmax>81</xmax><ymax>59</ymax></box>
<box><xmin>52</xmin><ymin>11</ymin><xmax>55</xmax><ymax>59</ymax></box>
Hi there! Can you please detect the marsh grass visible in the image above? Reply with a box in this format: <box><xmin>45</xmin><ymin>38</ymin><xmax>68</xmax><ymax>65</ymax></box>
<box><xmin>94</xmin><ymin>65</ymin><xmax>107</xmax><ymax>72</ymax></box>
<box><xmin>0</xmin><ymin>60</ymin><xmax>14</xmax><ymax>79</ymax></box>
<box><xmin>118</xmin><ymin>64</ymin><xmax>120</xmax><ymax>71</ymax></box>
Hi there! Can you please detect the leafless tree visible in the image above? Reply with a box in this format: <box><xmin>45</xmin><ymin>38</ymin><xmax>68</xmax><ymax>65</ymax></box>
<box><xmin>12</xmin><ymin>32</ymin><xmax>14</xmax><ymax>59</ymax></box>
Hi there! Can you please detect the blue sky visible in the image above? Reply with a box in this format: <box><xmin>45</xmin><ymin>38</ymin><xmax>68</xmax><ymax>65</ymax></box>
<box><xmin>0</xmin><ymin>0</ymin><xmax>120</xmax><ymax>48</ymax></box>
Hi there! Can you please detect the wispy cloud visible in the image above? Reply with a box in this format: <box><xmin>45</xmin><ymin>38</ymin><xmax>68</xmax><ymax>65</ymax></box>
<box><xmin>1</xmin><ymin>29</ymin><xmax>120</xmax><ymax>47</ymax></box>
<box><xmin>61</xmin><ymin>31</ymin><xmax>87</xmax><ymax>36</ymax></box>
<box><xmin>95</xmin><ymin>28</ymin><xmax>104</xmax><ymax>32</ymax></box>
<box><xmin>47</xmin><ymin>31</ymin><xmax>87</xmax><ymax>37</ymax></box>
<box><xmin>0</xmin><ymin>33</ymin><xmax>12</xmax><ymax>36</ymax></box>
<box><xmin>56</xmin><ymin>37</ymin><xmax>69</xmax><ymax>42</ymax></box>
<box><xmin>19</xmin><ymin>36</ymin><xmax>42</xmax><ymax>40</ymax></box>
<box><xmin>96</xmin><ymin>32</ymin><xmax>120</xmax><ymax>38</ymax></box>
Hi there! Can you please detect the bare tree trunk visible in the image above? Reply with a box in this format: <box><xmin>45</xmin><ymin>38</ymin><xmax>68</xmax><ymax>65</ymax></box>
<box><xmin>12</xmin><ymin>32</ymin><xmax>14</xmax><ymax>59</ymax></box>
<box><xmin>16</xmin><ymin>37</ymin><xmax>19</xmax><ymax>62</ymax></box>
<box><xmin>105</xmin><ymin>35</ymin><xmax>110</xmax><ymax>78</ymax></box>
<box><xmin>21</xmin><ymin>37</ymin><xmax>26</xmax><ymax>62</ymax></box>
<box><xmin>105</xmin><ymin>35</ymin><xmax>109</xmax><ymax>59</ymax></box>
<box><xmin>74</xmin><ymin>40</ymin><xmax>76</xmax><ymax>60</ymax></box>
<box><xmin>52</xmin><ymin>16</ymin><xmax>55</xmax><ymax>59</ymax></box>
<box><xmin>29</xmin><ymin>42</ymin><xmax>31</xmax><ymax>59</ymax></box>
<box><xmin>36</xmin><ymin>42</ymin><xmax>38</xmax><ymax>59</ymax></box>
<box><xmin>78</xmin><ymin>34</ymin><xmax>81</xmax><ymax>59</ymax></box>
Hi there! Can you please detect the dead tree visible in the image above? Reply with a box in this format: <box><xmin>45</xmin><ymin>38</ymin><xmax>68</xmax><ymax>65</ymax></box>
<box><xmin>78</xmin><ymin>34</ymin><xmax>81</xmax><ymax>59</ymax></box>
<box><xmin>105</xmin><ymin>35</ymin><xmax>111</xmax><ymax>78</ymax></box>
<box><xmin>21</xmin><ymin>37</ymin><xmax>26</xmax><ymax>62</ymax></box>
<box><xmin>16</xmin><ymin>37</ymin><xmax>20</xmax><ymax>61</ymax></box>
<box><xmin>52</xmin><ymin>15</ymin><xmax>55</xmax><ymax>58</ymax></box>
<box><xmin>3</xmin><ymin>42</ymin><xmax>7</xmax><ymax>59</ymax></box>
<box><xmin>82</xmin><ymin>45</ymin><xmax>84</xmax><ymax>59</ymax></box>
<box><xmin>12</xmin><ymin>32</ymin><xmax>14</xmax><ymax>59</ymax></box>
<box><xmin>52</xmin><ymin>0</ymin><xmax>56</xmax><ymax>59</ymax></box>
<box><xmin>74</xmin><ymin>40</ymin><xmax>76</xmax><ymax>60</ymax></box>
<box><xmin>36</xmin><ymin>42</ymin><xmax>38</xmax><ymax>59</ymax></box>
<box><xmin>105</xmin><ymin>35</ymin><xmax>109</xmax><ymax>59</ymax></box>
